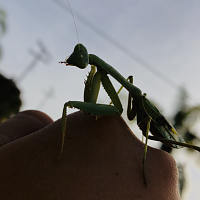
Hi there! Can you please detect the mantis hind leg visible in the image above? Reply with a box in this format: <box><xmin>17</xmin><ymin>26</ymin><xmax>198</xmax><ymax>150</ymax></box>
<box><xmin>142</xmin><ymin>116</ymin><xmax>151</xmax><ymax>186</ymax></box>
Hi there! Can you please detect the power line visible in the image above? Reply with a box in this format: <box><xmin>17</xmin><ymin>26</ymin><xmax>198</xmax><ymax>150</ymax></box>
<box><xmin>36</xmin><ymin>87</ymin><xmax>55</xmax><ymax>109</ymax></box>
<box><xmin>53</xmin><ymin>0</ymin><xmax>179</xmax><ymax>90</ymax></box>
<box><xmin>53</xmin><ymin>0</ymin><xmax>200</xmax><ymax>107</ymax></box>
<box><xmin>16</xmin><ymin>40</ymin><xmax>52</xmax><ymax>83</ymax></box>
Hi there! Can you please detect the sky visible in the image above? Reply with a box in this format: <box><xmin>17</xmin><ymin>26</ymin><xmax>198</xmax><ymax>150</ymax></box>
<box><xmin>1</xmin><ymin>0</ymin><xmax>200</xmax><ymax>199</ymax></box>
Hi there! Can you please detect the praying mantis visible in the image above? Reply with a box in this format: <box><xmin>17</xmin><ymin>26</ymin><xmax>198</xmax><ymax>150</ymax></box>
<box><xmin>59</xmin><ymin>43</ymin><xmax>200</xmax><ymax>185</ymax></box>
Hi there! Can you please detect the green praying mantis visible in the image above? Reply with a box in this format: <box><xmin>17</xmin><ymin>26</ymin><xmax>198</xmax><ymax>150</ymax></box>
<box><xmin>59</xmin><ymin>43</ymin><xmax>200</xmax><ymax>185</ymax></box>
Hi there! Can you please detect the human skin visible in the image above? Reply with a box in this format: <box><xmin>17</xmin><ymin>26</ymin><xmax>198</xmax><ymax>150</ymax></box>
<box><xmin>0</xmin><ymin>110</ymin><xmax>180</xmax><ymax>200</ymax></box>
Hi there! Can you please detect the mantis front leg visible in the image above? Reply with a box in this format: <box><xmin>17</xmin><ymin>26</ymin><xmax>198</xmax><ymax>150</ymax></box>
<box><xmin>60</xmin><ymin>66</ymin><xmax>123</xmax><ymax>155</ymax></box>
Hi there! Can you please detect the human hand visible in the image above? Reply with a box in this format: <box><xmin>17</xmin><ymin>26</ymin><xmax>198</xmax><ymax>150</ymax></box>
<box><xmin>0</xmin><ymin>110</ymin><xmax>180</xmax><ymax>200</ymax></box>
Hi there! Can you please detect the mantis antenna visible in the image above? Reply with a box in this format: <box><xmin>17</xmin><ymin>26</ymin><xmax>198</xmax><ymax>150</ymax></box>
<box><xmin>67</xmin><ymin>0</ymin><xmax>79</xmax><ymax>43</ymax></box>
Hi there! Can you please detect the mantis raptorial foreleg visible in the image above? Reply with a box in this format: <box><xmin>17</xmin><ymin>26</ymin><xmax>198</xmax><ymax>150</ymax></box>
<box><xmin>60</xmin><ymin>65</ymin><xmax>123</xmax><ymax>155</ymax></box>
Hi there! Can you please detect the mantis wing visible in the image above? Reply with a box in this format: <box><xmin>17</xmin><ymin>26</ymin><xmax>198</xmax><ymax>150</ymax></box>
<box><xmin>142</xmin><ymin>95</ymin><xmax>184</xmax><ymax>148</ymax></box>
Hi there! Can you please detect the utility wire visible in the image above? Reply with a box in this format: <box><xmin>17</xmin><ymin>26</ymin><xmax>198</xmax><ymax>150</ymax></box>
<box><xmin>36</xmin><ymin>87</ymin><xmax>54</xmax><ymax>109</ymax></box>
<box><xmin>53</xmin><ymin>0</ymin><xmax>179</xmax><ymax>90</ymax></box>
<box><xmin>53</xmin><ymin>0</ymin><xmax>200</xmax><ymax>107</ymax></box>
<box><xmin>16</xmin><ymin>40</ymin><xmax>52</xmax><ymax>83</ymax></box>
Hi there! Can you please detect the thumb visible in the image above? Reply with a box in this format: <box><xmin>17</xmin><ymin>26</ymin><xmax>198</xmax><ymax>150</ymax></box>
<box><xmin>0</xmin><ymin>110</ymin><xmax>53</xmax><ymax>147</ymax></box>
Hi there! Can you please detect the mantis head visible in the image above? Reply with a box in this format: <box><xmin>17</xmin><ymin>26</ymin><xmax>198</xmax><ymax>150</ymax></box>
<box><xmin>60</xmin><ymin>43</ymin><xmax>89</xmax><ymax>69</ymax></box>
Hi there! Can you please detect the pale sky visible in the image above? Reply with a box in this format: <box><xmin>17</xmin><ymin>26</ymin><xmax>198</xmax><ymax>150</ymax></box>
<box><xmin>1</xmin><ymin>0</ymin><xmax>200</xmax><ymax>199</ymax></box>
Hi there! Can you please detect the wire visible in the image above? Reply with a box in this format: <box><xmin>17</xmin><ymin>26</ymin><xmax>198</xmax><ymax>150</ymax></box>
<box><xmin>53</xmin><ymin>0</ymin><xmax>179</xmax><ymax>90</ymax></box>
<box><xmin>66</xmin><ymin>0</ymin><xmax>79</xmax><ymax>44</ymax></box>
<box><xmin>53</xmin><ymin>0</ymin><xmax>200</xmax><ymax>107</ymax></box>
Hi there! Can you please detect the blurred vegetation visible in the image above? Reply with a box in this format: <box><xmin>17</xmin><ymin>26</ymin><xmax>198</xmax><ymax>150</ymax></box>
<box><xmin>0</xmin><ymin>74</ymin><xmax>21</xmax><ymax>122</ymax></box>
<box><xmin>0</xmin><ymin>7</ymin><xmax>22</xmax><ymax>122</ymax></box>
<box><xmin>0</xmin><ymin>8</ymin><xmax>6</xmax><ymax>59</ymax></box>
<box><xmin>160</xmin><ymin>87</ymin><xmax>200</xmax><ymax>196</ymax></box>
